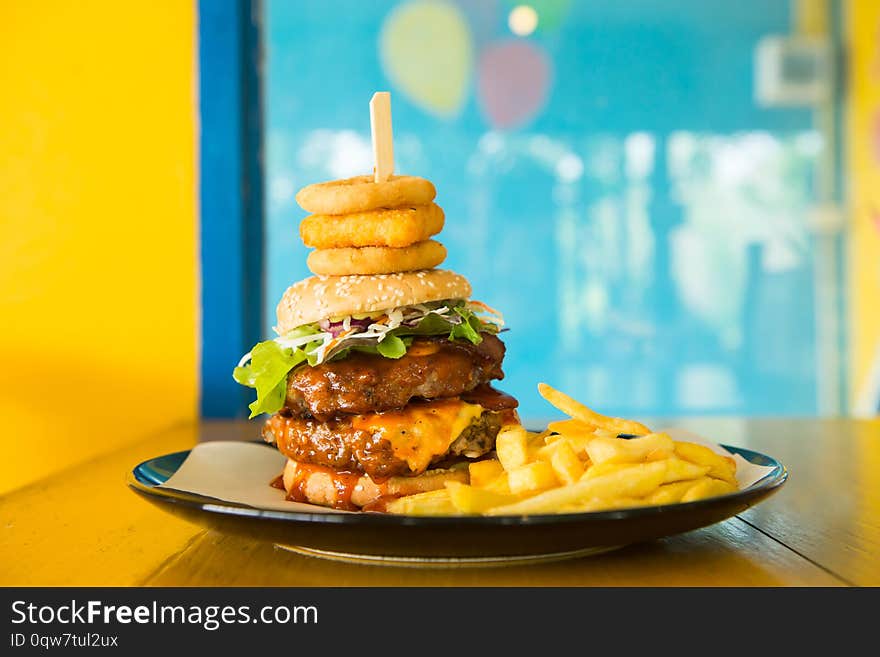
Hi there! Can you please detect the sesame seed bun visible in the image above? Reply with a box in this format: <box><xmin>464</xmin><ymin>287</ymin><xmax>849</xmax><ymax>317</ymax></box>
<box><xmin>275</xmin><ymin>269</ymin><xmax>473</xmax><ymax>334</ymax></box>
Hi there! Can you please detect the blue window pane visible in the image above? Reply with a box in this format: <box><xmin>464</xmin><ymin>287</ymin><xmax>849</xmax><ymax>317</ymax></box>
<box><xmin>264</xmin><ymin>0</ymin><xmax>842</xmax><ymax>418</ymax></box>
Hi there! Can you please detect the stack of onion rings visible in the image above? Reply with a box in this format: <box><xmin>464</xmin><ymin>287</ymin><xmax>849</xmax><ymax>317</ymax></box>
<box><xmin>296</xmin><ymin>174</ymin><xmax>449</xmax><ymax>276</ymax></box>
<box><xmin>306</xmin><ymin>240</ymin><xmax>447</xmax><ymax>276</ymax></box>
<box><xmin>300</xmin><ymin>203</ymin><xmax>444</xmax><ymax>249</ymax></box>
<box><xmin>296</xmin><ymin>175</ymin><xmax>436</xmax><ymax>215</ymax></box>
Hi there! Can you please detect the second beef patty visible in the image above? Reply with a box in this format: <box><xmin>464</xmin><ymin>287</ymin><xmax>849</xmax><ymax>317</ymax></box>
<box><xmin>264</xmin><ymin>399</ymin><xmax>519</xmax><ymax>479</ymax></box>
<box><xmin>284</xmin><ymin>333</ymin><xmax>507</xmax><ymax>420</ymax></box>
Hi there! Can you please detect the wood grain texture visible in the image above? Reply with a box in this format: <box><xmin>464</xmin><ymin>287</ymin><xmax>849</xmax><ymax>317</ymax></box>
<box><xmin>142</xmin><ymin>521</ymin><xmax>841</xmax><ymax>587</ymax></box>
<box><xmin>0</xmin><ymin>423</ymin><xmax>204</xmax><ymax>586</ymax></box>
<box><xmin>1</xmin><ymin>418</ymin><xmax>874</xmax><ymax>586</ymax></box>
<box><xmin>668</xmin><ymin>417</ymin><xmax>880</xmax><ymax>586</ymax></box>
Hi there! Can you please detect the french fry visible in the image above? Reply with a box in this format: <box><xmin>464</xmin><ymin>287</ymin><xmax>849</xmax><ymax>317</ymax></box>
<box><xmin>584</xmin><ymin>433</ymin><xmax>674</xmax><ymax>465</ymax></box>
<box><xmin>388</xmin><ymin>383</ymin><xmax>739</xmax><ymax>516</ymax></box>
<box><xmin>583</xmin><ymin>436</ymin><xmax>631</xmax><ymax>465</ymax></box>
<box><xmin>535</xmin><ymin>435</ymin><xmax>566</xmax><ymax>460</ymax></box>
<box><xmin>487</xmin><ymin>461</ymin><xmax>667</xmax><ymax>515</ymax></box>
<box><xmin>674</xmin><ymin>441</ymin><xmax>737</xmax><ymax>485</ymax></box>
<box><xmin>445</xmin><ymin>482</ymin><xmax>519</xmax><ymax>514</ymax></box>
<box><xmin>549</xmin><ymin>440</ymin><xmax>585</xmax><ymax>484</ymax></box>
<box><xmin>538</xmin><ymin>383</ymin><xmax>651</xmax><ymax>436</ymax></box>
<box><xmin>681</xmin><ymin>477</ymin><xmax>738</xmax><ymax>502</ymax></box>
<box><xmin>584</xmin><ymin>461</ymin><xmax>667</xmax><ymax>498</ymax></box>
<box><xmin>581</xmin><ymin>461</ymin><xmax>633</xmax><ymax>481</ymax></box>
<box><xmin>483</xmin><ymin>471</ymin><xmax>512</xmax><ymax>494</ymax></box>
<box><xmin>639</xmin><ymin>433</ymin><xmax>676</xmax><ymax>461</ymax></box>
<box><xmin>562</xmin><ymin>497</ymin><xmax>647</xmax><ymax>513</ymax></box>
<box><xmin>507</xmin><ymin>461</ymin><xmax>559</xmax><ymax>494</ymax></box>
<box><xmin>468</xmin><ymin>459</ymin><xmax>504</xmax><ymax>487</ymax></box>
<box><xmin>545</xmin><ymin>419</ymin><xmax>601</xmax><ymax>460</ymax></box>
<box><xmin>554</xmin><ymin>433</ymin><xmax>596</xmax><ymax>459</ymax></box>
<box><xmin>646</xmin><ymin>479</ymin><xmax>703</xmax><ymax>505</ymax></box>
<box><xmin>527</xmin><ymin>430</ymin><xmax>552</xmax><ymax>447</ymax></box>
<box><xmin>581</xmin><ymin>462</ymin><xmax>633</xmax><ymax>480</ymax></box>
<box><xmin>495</xmin><ymin>425</ymin><xmax>531</xmax><ymax>471</ymax></box>
<box><xmin>386</xmin><ymin>489</ymin><xmax>458</xmax><ymax>516</ymax></box>
<box><xmin>663</xmin><ymin>457</ymin><xmax>711</xmax><ymax>483</ymax></box>
<box><xmin>546</xmin><ymin>418</ymin><xmax>596</xmax><ymax>437</ymax></box>
<box><xmin>535</xmin><ymin>438</ymin><xmax>586</xmax><ymax>480</ymax></box>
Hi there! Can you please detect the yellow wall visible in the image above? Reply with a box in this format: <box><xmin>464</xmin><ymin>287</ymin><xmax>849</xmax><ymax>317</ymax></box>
<box><xmin>0</xmin><ymin>1</ymin><xmax>198</xmax><ymax>494</ymax></box>
<box><xmin>849</xmin><ymin>0</ymin><xmax>880</xmax><ymax>413</ymax></box>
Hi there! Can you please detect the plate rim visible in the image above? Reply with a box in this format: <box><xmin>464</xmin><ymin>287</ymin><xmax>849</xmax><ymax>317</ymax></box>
<box><xmin>127</xmin><ymin>442</ymin><xmax>788</xmax><ymax>526</ymax></box>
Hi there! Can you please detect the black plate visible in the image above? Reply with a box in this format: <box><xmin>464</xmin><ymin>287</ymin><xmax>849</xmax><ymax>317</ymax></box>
<box><xmin>128</xmin><ymin>443</ymin><xmax>787</xmax><ymax>566</ymax></box>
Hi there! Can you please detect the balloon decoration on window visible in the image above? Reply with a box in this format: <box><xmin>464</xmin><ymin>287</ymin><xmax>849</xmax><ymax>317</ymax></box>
<box><xmin>379</xmin><ymin>0</ymin><xmax>555</xmax><ymax>129</ymax></box>
<box><xmin>477</xmin><ymin>40</ymin><xmax>551</xmax><ymax>129</ymax></box>
<box><xmin>379</xmin><ymin>0</ymin><xmax>473</xmax><ymax>118</ymax></box>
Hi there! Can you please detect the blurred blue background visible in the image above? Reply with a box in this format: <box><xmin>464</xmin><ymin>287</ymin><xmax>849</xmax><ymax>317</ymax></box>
<box><xmin>263</xmin><ymin>0</ymin><xmax>845</xmax><ymax>419</ymax></box>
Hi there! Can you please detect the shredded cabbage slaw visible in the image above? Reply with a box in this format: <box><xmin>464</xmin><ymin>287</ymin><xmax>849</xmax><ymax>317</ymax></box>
<box><xmin>232</xmin><ymin>299</ymin><xmax>503</xmax><ymax>418</ymax></box>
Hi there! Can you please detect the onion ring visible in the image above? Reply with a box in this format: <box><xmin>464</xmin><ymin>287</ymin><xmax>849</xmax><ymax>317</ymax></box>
<box><xmin>307</xmin><ymin>240</ymin><xmax>447</xmax><ymax>276</ymax></box>
<box><xmin>295</xmin><ymin>174</ymin><xmax>436</xmax><ymax>215</ymax></box>
<box><xmin>300</xmin><ymin>203</ymin><xmax>444</xmax><ymax>249</ymax></box>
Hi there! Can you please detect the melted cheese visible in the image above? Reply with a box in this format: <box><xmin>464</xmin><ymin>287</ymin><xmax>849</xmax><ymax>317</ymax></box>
<box><xmin>352</xmin><ymin>399</ymin><xmax>484</xmax><ymax>473</ymax></box>
<box><xmin>404</xmin><ymin>341</ymin><xmax>441</xmax><ymax>357</ymax></box>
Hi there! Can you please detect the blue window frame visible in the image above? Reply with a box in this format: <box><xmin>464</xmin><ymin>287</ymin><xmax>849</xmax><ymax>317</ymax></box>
<box><xmin>198</xmin><ymin>0</ymin><xmax>264</xmax><ymax>417</ymax></box>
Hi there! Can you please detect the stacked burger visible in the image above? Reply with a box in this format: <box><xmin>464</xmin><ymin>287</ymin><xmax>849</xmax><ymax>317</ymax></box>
<box><xmin>233</xmin><ymin>174</ymin><xmax>520</xmax><ymax>511</ymax></box>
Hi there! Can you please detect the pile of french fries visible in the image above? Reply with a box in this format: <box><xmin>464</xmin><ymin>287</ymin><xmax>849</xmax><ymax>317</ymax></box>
<box><xmin>387</xmin><ymin>383</ymin><xmax>739</xmax><ymax>516</ymax></box>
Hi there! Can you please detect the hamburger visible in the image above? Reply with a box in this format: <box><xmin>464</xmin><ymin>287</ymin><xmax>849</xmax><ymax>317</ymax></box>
<box><xmin>233</xmin><ymin>268</ymin><xmax>519</xmax><ymax>511</ymax></box>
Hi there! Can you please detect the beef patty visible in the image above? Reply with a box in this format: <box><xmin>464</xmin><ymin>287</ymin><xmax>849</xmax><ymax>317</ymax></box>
<box><xmin>264</xmin><ymin>390</ymin><xmax>519</xmax><ymax>480</ymax></box>
<box><xmin>284</xmin><ymin>333</ymin><xmax>506</xmax><ymax>420</ymax></box>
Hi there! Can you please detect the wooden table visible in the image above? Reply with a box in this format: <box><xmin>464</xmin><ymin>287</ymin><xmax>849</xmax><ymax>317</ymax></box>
<box><xmin>1</xmin><ymin>418</ymin><xmax>877</xmax><ymax>586</ymax></box>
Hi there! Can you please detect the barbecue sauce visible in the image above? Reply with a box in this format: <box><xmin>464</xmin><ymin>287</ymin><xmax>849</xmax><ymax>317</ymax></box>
<box><xmin>330</xmin><ymin>470</ymin><xmax>362</xmax><ymax>510</ymax></box>
<box><xmin>361</xmin><ymin>495</ymin><xmax>400</xmax><ymax>513</ymax></box>
<box><xmin>279</xmin><ymin>462</ymin><xmax>363</xmax><ymax>511</ymax></box>
<box><xmin>460</xmin><ymin>384</ymin><xmax>519</xmax><ymax>411</ymax></box>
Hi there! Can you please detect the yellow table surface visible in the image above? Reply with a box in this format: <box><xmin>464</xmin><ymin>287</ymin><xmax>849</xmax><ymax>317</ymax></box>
<box><xmin>2</xmin><ymin>418</ymin><xmax>878</xmax><ymax>586</ymax></box>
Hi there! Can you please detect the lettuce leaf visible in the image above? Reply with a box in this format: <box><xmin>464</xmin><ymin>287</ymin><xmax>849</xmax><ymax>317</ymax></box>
<box><xmin>376</xmin><ymin>334</ymin><xmax>408</xmax><ymax>358</ymax></box>
<box><xmin>450</xmin><ymin>307</ymin><xmax>482</xmax><ymax>343</ymax></box>
<box><xmin>388</xmin><ymin>308</ymin><xmax>488</xmax><ymax>345</ymax></box>
<box><xmin>233</xmin><ymin>340</ymin><xmax>308</xmax><ymax>418</ymax></box>
<box><xmin>233</xmin><ymin>305</ymin><xmax>499</xmax><ymax>417</ymax></box>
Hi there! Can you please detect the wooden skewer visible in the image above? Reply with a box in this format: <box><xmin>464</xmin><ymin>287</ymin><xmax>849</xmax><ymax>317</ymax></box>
<box><xmin>370</xmin><ymin>91</ymin><xmax>394</xmax><ymax>183</ymax></box>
